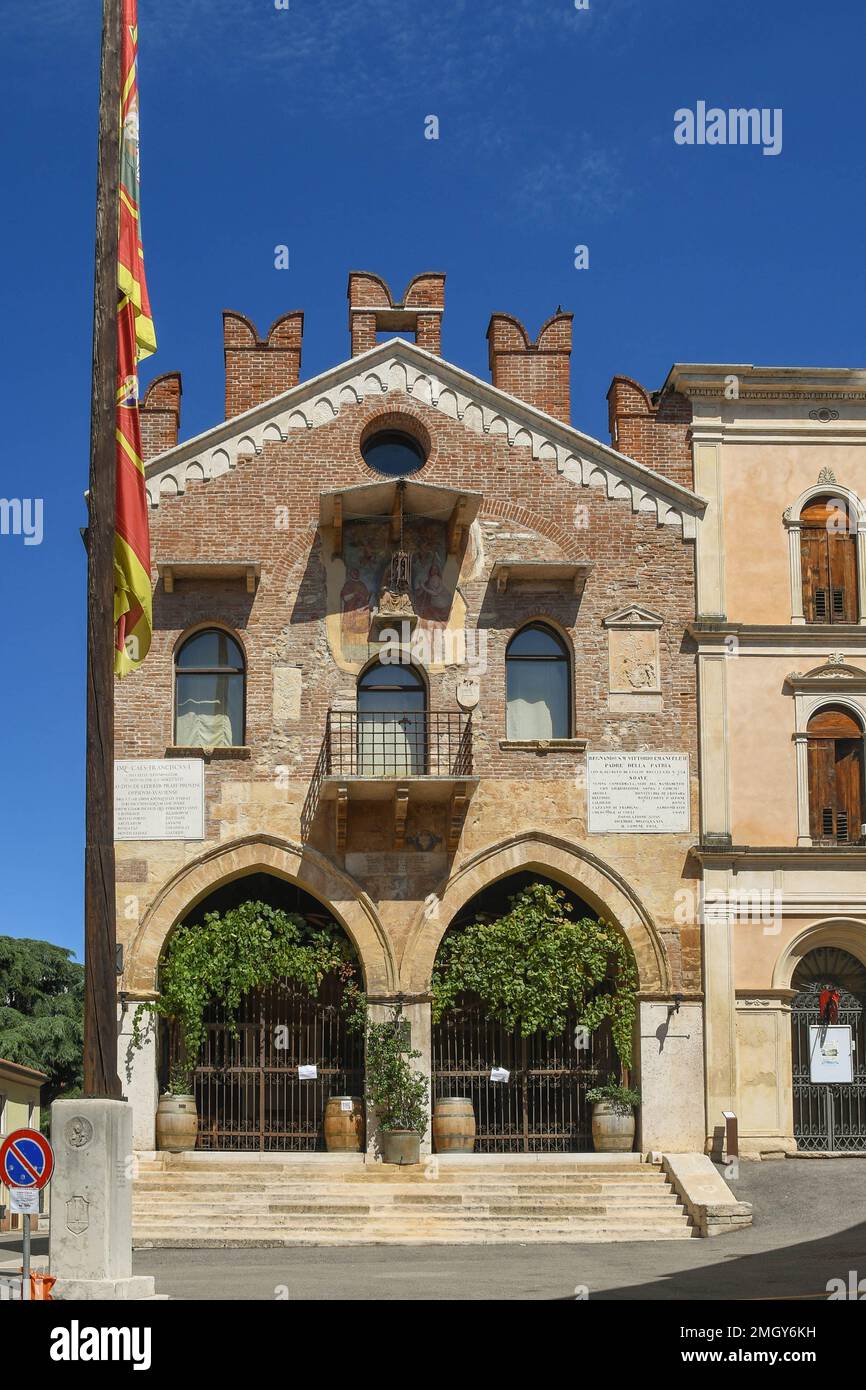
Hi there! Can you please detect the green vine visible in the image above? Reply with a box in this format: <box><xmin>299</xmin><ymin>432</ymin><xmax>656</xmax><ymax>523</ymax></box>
<box><xmin>431</xmin><ymin>881</ymin><xmax>638</xmax><ymax>1066</ymax></box>
<box><xmin>133</xmin><ymin>900</ymin><xmax>366</xmax><ymax>1061</ymax></box>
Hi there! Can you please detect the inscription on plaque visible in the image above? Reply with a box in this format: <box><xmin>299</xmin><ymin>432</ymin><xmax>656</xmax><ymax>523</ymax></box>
<box><xmin>115</xmin><ymin>759</ymin><xmax>205</xmax><ymax>841</ymax></box>
<box><xmin>586</xmin><ymin>752</ymin><xmax>689</xmax><ymax>833</ymax></box>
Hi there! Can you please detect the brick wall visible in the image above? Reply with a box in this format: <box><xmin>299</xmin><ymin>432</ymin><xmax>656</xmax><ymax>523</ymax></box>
<box><xmin>140</xmin><ymin>372</ymin><xmax>182</xmax><ymax>462</ymax></box>
<box><xmin>486</xmin><ymin>311</ymin><xmax>573</xmax><ymax>424</ymax></box>
<box><xmin>223</xmin><ymin>311</ymin><xmax>304</xmax><ymax>419</ymax></box>
<box><xmin>607</xmin><ymin>376</ymin><xmax>694</xmax><ymax>489</ymax></box>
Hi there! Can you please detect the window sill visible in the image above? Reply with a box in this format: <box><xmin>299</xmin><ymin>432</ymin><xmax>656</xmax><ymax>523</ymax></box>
<box><xmin>165</xmin><ymin>745</ymin><xmax>251</xmax><ymax>761</ymax></box>
<box><xmin>499</xmin><ymin>738</ymin><xmax>587</xmax><ymax>754</ymax></box>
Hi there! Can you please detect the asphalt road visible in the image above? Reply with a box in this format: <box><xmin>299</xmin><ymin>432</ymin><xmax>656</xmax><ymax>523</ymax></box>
<box><xmin>5</xmin><ymin>1157</ymin><xmax>863</xmax><ymax>1300</ymax></box>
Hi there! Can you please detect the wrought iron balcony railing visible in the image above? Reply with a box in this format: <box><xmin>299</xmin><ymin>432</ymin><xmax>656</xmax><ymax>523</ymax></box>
<box><xmin>302</xmin><ymin>709</ymin><xmax>475</xmax><ymax>844</ymax></box>
<box><xmin>324</xmin><ymin>709</ymin><xmax>472</xmax><ymax>779</ymax></box>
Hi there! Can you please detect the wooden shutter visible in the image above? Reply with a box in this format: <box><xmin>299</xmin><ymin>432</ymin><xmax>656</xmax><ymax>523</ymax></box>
<box><xmin>808</xmin><ymin>737</ymin><xmax>835</xmax><ymax>841</ymax></box>
<box><xmin>807</xmin><ymin>707</ymin><xmax>865</xmax><ymax>842</ymax></box>
<box><xmin>829</xmin><ymin>529</ymin><xmax>858</xmax><ymax>622</ymax></box>
<box><xmin>801</xmin><ymin>497</ymin><xmax>858</xmax><ymax>623</ymax></box>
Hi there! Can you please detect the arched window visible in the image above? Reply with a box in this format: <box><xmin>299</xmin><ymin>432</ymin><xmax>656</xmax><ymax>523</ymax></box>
<box><xmin>361</xmin><ymin>430</ymin><xmax>426</xmax><ymax>478</ymax></box>
<box><xmin>800</xmin><ymin>495</ymin><xmax>858</xmax><ymax>623</ymax></box>
<box><xmin>357</xmin><ymin>661</ymin><xmax>426</xmax><ymax>774</ymax></box>
<box><xmin>807</xmin><ymin>705</ymin><xmax>865</xmax><ymax>844</ymax></box>
<box><xmin>506</xmin><ymin>623</ymin><xmax>571</xmax><ymax>740</ymax></box>
<box><xmin>175</xmin><ymin>629</ymin><xmax>245</xmax><ymax>748</ymax></box>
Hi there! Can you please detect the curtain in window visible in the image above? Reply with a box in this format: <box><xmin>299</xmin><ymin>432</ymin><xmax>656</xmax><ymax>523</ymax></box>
<box><xmin>507</xmin><ymin>660</ymin><xmax>568</xmax><ymax>740</ymax></box>
<box><xmin>358</xmin><ymin>710</ymin><xmax>426</xmax><ymax>775</ymax></box>
<box><xmin>176</xmin><ymin>673</ymin><xmax>242</xmax><ymax>747</ymax></box>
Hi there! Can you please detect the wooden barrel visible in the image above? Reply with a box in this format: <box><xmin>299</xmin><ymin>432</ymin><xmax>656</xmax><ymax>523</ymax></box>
<box><xmin>432</xmin><ymin>1097</ymin><xmax>476</xmax><ymax>1153</ymax></box>
<box><xmin>156</xmin><ymin>1094</ymin><xmax>199</xmax><ymax>1153</ymax></box>
<box><xmin>591</xmin><ymin>1102</ymin><xmax>635</xmax><ymax>1153</ymax></box>
<box><xmin>324</xmin><ymin>1095</ymin><xmax>365</xmax><ymax>1152</ymax></box>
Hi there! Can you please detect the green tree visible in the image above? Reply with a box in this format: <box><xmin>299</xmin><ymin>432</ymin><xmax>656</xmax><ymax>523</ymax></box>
<box><xmin>431</xmin><ymin>882</ymin><xmax>638</xmax><ymax>1065</ymax></box>
<box><xmin>0</xmin><ymin>936</ymin><xmax>84</xmax><ymax>1115</ymax></box>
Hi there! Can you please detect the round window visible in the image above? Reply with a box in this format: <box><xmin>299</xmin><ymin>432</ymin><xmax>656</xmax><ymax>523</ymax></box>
<box><xmin>361</xmin><ymin>430</ymin><xmax>426</xmax><ymax>478</ymax></box>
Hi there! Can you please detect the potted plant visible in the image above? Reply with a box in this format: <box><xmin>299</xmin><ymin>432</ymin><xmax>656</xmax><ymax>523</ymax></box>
<box><xmin>155</xmin><ymin>1062</ymin><xmax>198</xmax><ymax>1153</ymax></box>
<box><xmin>365</xmin><ymin>1011</ymin><xmax>429</xmax><ymax>1164</ymax></box>
<box><xmin>586</xmin><ymin>1075</ymin><xmax>641</xmax><ymax>1153</ymax></box>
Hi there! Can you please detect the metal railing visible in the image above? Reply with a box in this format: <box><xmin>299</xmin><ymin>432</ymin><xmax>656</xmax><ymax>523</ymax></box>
<box><xmin>325</xmin><ymin>709</ymin><xmax>472</xmax><ymax>779</ymax></box>
<box><xmin>301</xmin><ymin>709</ymin><xmax>473</xmax><ymax>839</ymax></box>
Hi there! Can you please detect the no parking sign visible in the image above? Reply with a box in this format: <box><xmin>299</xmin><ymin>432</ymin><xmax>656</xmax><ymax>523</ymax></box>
<box><xmin>0</xmin><ymin>1128</ymin><xmax>54</xmax><ymax>1190</ymax></box>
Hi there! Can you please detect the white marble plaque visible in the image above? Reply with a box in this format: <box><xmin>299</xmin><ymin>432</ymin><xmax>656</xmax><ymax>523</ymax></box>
<box><xmin>114</xmin><ymin>760</ymin><xmax>204</xmax><ymax>841</ymax></box>
<box><xmin>587</xmin><ymin>752</ymin><xmax>690</xmax><ymax>833</ymax></box>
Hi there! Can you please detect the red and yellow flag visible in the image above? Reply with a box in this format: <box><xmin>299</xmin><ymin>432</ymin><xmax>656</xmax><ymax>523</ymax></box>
<box><xmin>114</xmin><ymin>0</ymin><xmax>156</xmax><ymax>676</ymax></box>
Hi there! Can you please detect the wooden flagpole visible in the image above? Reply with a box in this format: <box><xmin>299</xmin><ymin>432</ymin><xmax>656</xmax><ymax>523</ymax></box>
<box><xmin>84</xmin><ymin>0</ymin><xmax>122</xmax><ymax>1099</ymax></box>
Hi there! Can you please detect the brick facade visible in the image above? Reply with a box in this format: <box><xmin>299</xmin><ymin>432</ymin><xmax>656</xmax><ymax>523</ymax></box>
<box><xmin>116</xmin><ymin>272</ymin><xmax>707</xmax><ymax>1152</ymax></box>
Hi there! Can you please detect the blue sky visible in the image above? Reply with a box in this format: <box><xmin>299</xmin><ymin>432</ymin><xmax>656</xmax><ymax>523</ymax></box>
<box><xmin>2</xmin><ymin>0</ymin><xmax>865</xmax><ymax>957</ymax></box>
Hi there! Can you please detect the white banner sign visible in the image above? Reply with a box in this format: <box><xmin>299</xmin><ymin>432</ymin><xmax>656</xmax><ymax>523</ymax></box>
<box><xmin>9</xmin><ymin>1188</ymin><xmax>39</xmax><ymax>1215</ymax></box>
<box><xmin>587</xmin><ymin>752</ymin><xmax>690</xmax><ymax>834</ymax></box>
<box><xmin>115</xmin><ymin>759</ymin><xmax>205</xmax><ymax>842</ymax></box>
<box><xmin>809</xmin><ymin>1025</ymin><xmax>854</xmax><ymax>1084</ymax></box>
<box><xmin>490</xmin><ymin>1067</ymin><xmax>510</xmax><ymax>1083</ymax></box>
<box><xmin>298</xmin><ymin>1065</ymin><xmax>318</xmax><ymax>1081</ymax></box>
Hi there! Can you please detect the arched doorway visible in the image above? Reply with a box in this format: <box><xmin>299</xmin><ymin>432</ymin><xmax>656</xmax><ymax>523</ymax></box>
<box><xmin>430</xmin><ymin>872</ymin><xmax>627</xmax><ymax>1153</ymax></box>
<box><xmin>163</xmin><ymin>873</ymin><xmax>364</xmax><ymax>1152</ymax></box>
<box><xmin>357</xmin><ymin>659</ymin><xmax>427</xmax><ymax>775</ymax></box>
<box><xmin>792</xmin><ymin>946</ymin><xmax>866</xmax><ymax>1151</ymax></box>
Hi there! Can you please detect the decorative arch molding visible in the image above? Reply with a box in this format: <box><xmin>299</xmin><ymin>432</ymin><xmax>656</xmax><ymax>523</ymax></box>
<box><xmin>785</xmin><ymin>665</ymin><xmax>866</xmax><ymax>844</ymax></box>
<box><xmin>401</xmin><ymin>831</ymin><xmax>671</xmax><ymax>994</ymax></box>
<box><xmin>125</xmin><ymin>834</ymin><xmax>396</xmax><ymax>997</ymax></box>
<box><xmin>782</xmin><ymin>478</ymin><xmax>866</xmax><ymax>625</ymax></box>
<box><xmin>143</xmin><ymin>342</ymin><xmax>703</xmax><ymax>537</ymax></box>
<box><xmin>773</xmin><ymin>918</ymin><xmax>866</xmax><ymax>990</ymax></box>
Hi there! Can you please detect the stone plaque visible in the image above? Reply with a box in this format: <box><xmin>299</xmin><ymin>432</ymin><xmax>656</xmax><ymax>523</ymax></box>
<box><xmin>587</xmin><ymin>752</ymin><xmax>690</xmax><ymax>833</ymax></box>
<box><xmin>115</xmin><ymin>759</ymin><xmax>204</xmax><ymax>841</ymax></box>
<box><xmin>272</xmin><ymin>666</ymin><xmax>302</xmax><ymax>722</ymax></box>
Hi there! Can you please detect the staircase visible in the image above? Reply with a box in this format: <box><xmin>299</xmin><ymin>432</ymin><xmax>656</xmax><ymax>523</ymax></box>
<box><xmin>133</xmin><ymin>1152</ymin><xmax>696</xmax><ymax>1245</ymax></box>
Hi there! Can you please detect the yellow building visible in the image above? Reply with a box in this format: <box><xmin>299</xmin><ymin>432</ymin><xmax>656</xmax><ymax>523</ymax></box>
<box><xmin>674</xmin><ymin>363</ymin><xmax>866</xmax><ymax>1156</ymax></box>
<box><xmin>0</xmin><ymin>1059</ymin><xmax>46</xmax><ymax>1232</ymax></box>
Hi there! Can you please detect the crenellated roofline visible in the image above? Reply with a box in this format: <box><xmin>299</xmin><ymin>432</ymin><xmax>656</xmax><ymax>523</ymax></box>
<box><xmin>144</xmin><ymin>337</ymin><xmax>706</xmax><ymax>538</ymax></box>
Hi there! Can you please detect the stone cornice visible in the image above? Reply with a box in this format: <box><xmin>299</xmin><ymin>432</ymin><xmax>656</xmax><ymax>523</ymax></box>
<box><xmin>687</xmin><ymin>622</ymin><xmax>866</xmax><ymax>653</ymax></box>
<box><xmin>143</xmin><ymin>338</ymin><xmax>705</xmax><ymax>537</ymax></box>
<box><xmin>664</xmin><ymin>362</ymin><xmax>866</xmax><ymax>401</ymax></box>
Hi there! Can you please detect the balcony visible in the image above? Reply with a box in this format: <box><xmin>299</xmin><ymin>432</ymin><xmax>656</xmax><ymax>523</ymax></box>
<box><xmin>303</xmin><ymin>710</ymin><xmax>477</xmax><ymax>850</ymax></box>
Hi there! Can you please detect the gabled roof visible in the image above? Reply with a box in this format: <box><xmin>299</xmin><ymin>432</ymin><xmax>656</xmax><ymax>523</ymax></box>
<box><xmin>145</xmin><ymin>338</ymin><xmax>706</xmax><ymax>538</ymax></box>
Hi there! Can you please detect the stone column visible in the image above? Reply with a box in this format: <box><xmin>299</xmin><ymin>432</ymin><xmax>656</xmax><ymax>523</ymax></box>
<box><xmin>702</xmin><ymin>865</ymin><xmax>738</xmax><ymax>1155</ymax></box>
<box><xmin>117</xmin><ymin>1000</ymin><xmax>158</xmax><ymax>1152</ymax></box>
<box><xmin>793</xmin><ymin>732</ymin><xmax>812</xmax><ymax>845</ymax></box>
<box><xmin>637</xmin><ymin>998</ymin><xmax>705</xmax><ymax>1151</ymax></box>
<box><xmin>364</xmin><ymin>998</ymin><xmax>432</xmax><ymax>1158</ymax></box>
<box><xmin>49</xmin><ymin>1099</ymin><xmax>156</xmax><ymax>1300</ymax></box>
<box><xmin>734</xmin><ymin>992</ymin><xmax>798</xmax><ymax>1157</ymax></box>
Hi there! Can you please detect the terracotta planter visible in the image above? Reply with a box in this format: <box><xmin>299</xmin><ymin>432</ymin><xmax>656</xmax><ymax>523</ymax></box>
<box><xmin>380</xmin><ymin>1130</ymin><xmax>421</xmax><ymax>1165</ymax></box>
<box><xmin>432</xmin><ymin>1097</ymin><xmax>476</xmax><ymax>1153</ymax></box>
<box><xmin>324</xmin><ymin>1095</ymin><xmax>365</xmax><ymax>1152</ymax></box>
<box><xmin>156</xmin><ymin>1093</ymin><xmax>198</xmax><ymax>1152</ymax></box>
<box><xmin>591</xmin><ymin>1101</ymin><xmax>635</xmax><ymax>1153</ymax></box>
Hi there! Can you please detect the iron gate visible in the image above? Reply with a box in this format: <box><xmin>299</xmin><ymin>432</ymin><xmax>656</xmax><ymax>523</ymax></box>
<box><xmin>190</xmin><ymin>974</ymin><xmax>364</xmax><ymax>1151</ymax></box>
<box><xmin>431</xmin><ymin>994</ymin><xmax>616</xmax><ymax>1152</ymax></box>
<box><xmin>792</xmin><ymin>951</ymin><xmax>866</xmax><ymax>1152</ymax></box>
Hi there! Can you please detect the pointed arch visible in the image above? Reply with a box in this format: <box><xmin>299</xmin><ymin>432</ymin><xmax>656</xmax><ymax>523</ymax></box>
<box><xmin>401</xmin><ymin>831</ymin><xmax>671</xmax><ymax>993</ymax></box>
<box><xmin>125</xmin><ymin>834</ymin><xmax>396</xmax><ymax>996</ymax></box>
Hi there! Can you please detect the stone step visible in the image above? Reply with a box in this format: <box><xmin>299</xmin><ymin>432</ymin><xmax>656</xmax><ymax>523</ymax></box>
<box><xmin>132</xmin><ymin>1178</ymin><xmax>676</xmax><ymax>1194</ymax></box>
<box><xmin>134</xmin><ymin>1209</ymin><xmax>690</xmax><ymax>1230</ymax></box>
<box><xmin>134</xmin><ymin>1228</ymin><xmax>696</xmax><ymax>1246</ymax></box>
<box><xmin>133</xmin><ymin>1171</ymin><xmax>667</xmax><ymax>1188</ymax></box>
<box><xmin>134</xmin><ymin>1191</ymin><xmax>681</xmax><ymax>1213</ymax></box>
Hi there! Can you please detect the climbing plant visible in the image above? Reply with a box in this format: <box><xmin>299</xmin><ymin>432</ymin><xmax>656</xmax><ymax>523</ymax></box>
<box><xmin>431</xmin><ymin>881</ymin><xmax>638</xmax><ymax>1065</ymax></box>
<box><xmin>133</xmin><ymin>899</ymin><xmax>366</xmax><ymax>1060</ymax></box>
